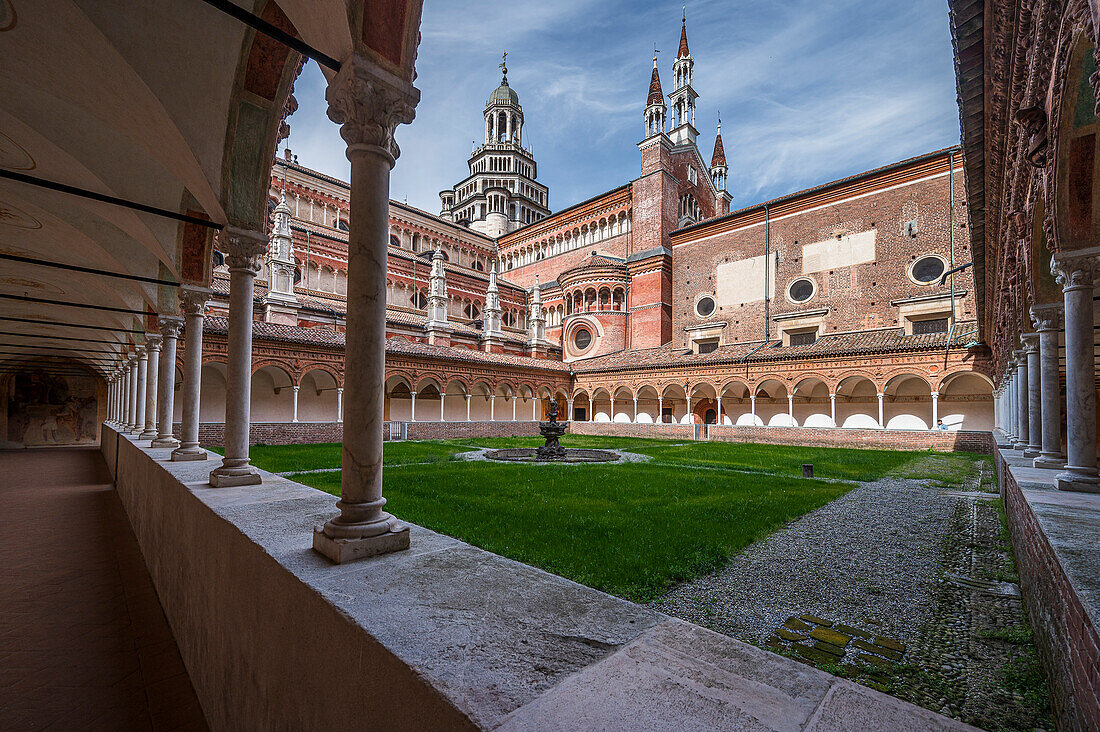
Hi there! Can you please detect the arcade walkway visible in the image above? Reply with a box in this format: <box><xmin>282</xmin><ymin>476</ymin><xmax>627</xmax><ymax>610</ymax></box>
<box><xmin>0</xmin><ymin>448</ymin><xmax>207</xmax><ymax>731</ymax></box>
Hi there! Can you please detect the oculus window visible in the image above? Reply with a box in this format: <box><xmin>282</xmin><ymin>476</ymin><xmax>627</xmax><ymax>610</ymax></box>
<box><xmin>787</xmin><ymin>278</ymin><xmax>816</xmax><ymax>303</ymax></box>
<box><xmin>910</xmin><ymin>255</ymin><xmax>947</xmax><ymax>284</ymax></box>
<box><xmin>573</xmin><ymin>327</ymin><xmax>592</xmax><ymax>350</ymax></box>
<box><xmin>695</xmin><ymin>295</ymin><xmax>716</xmax><ymax>317</ymax></box>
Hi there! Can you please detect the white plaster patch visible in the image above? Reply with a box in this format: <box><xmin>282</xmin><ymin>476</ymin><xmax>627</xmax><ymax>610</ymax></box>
<box><xmin>802</xmin><ymin>230</ymin><xmax>876</xmax><ymax>274</ymax></box>
<box><xmin>715</xmin><ymin>254</ymin><xmax>775</xmax><ymax>308</ymax></box>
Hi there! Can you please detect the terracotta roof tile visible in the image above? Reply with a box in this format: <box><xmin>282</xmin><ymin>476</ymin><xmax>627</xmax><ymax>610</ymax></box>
<box><xmin>678</xmin><ymin>20</ymin><xmax>690</xmax><ymax>58</ymax></box>
<box><xmin>711</xmin><ymin>130</ymin><xmax>726</xmax><ymax>168</ymax></box>
<box><xmin>573</xmin><ymin>323</ymin><xmax>979</xmax><ymax>373</ymax></box>
<box><xmin>647</xmin><ymin>64</ymin><xmax>664</xmax><ymax>107</ymax></box>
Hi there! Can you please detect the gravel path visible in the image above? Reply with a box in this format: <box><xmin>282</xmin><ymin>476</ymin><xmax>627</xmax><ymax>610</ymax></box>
<box><xmin>651</xmin><ymin>475</ymin><xmax>963</xmax><ymax>647</ymax></box>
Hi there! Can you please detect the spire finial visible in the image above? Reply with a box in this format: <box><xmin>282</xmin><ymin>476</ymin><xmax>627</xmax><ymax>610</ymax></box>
<box><xmin>500</xmin><ymin>51</ymin><xmax>508</xmax><ymax>83</ymax></box>
<box><xmin>653</xmin><ymin>43</ymin><xmax>660</xmax><ymax>67</ymax></box>
<box><xmin>683</xmin><ymin>5</ymin><xmax>686</xmax><ymax>24</ymax></box>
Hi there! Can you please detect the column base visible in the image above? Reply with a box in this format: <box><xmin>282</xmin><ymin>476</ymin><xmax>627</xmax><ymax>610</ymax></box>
<box><xmin>151</xmin><ymin>436</ymin><xmax>181</xmax><ymax>449</ymax></box>
<box><xmin>313</xmin><ymin>520</ymin><xmax>410</xmax><ymax>564</ymax></box>
<box><xmin>1033</xmin><ymin>454</ymin><xmax>1066</xmax><ymax>469</ymax></box>
<box><xmin>171</xmin><ymin>446</ymin><xmax>208</xmax><ymax>462</ymax></box>
<box><xmin>138</xmin><ymin>429</ymin><xmax>158</xmax><ymax>440</ymax></box>
<box><xmin>1023</xmin><ymin>445</ymin><xmax>1041</xmax><ymax>458</ymax></box>
<box><xmin>209</xmin><ymin>466</ymin><xmax>262</xmax><ymax>487</ymax></box>
<box><xmin>1012</xmin><ymin>440</ymin><xmax>1027</xmax><ymax>451</ymax></box>
<box><xmin>1055</xmin><ymin>469</ymin><xmax>1100</xmax><ymax>493</ymax></box>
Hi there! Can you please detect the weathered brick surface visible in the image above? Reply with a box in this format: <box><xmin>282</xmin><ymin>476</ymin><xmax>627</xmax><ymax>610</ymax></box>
<box><xmin>671</xmin><ymin>154</ymin><xmax>972</xmax><ymax>349</ymax></box>
<box><xmin>999</xmin><ymin>449</ymin><xmax>1100</xmax><ymax>731</ymax></box>
<box><xmin>708</xmin><ymin>425</ymin><xmax>992</xmax><ymax>453</ymax></box>
<box><xmin>404</xmin><ymin>421</ymin><xmax>540</xmax><ymax>440</ymax></box>
<box><xmin>177</xmin><ymin>421</ymin><xmax>540</xmax><ymax>446</ymax></box>
<box><xmin>567</xmin><ymin>421</ymin><xmax>695</xmax><ymax>440</ymax></box>
<box><xmin>567</xmin><ymin>422</ymin><xmax>991</xmax><ymax>453</ymax></box>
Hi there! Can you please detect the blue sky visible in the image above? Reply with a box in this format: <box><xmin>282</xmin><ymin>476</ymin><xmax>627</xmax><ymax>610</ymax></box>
<box><xmin>284</xmin><ymin>0</ymin><xmax>961</xmax><ymax>216</ymax></box>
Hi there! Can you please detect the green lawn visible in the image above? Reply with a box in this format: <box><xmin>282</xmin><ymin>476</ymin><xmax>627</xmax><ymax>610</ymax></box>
<box><xmin>214</xmin><ymin>435</ymin><xmax>973</xmax><ymax>601</ymax></box>
<box><xmin>291</xmin><ymin>461</ymin><xmax>851</xmax><ymax>601</ymax></box>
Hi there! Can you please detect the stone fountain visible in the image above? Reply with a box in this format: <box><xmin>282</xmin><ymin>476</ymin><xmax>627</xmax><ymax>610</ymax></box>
<box><xmin>483</xmin><ymin>401</ymin><xmax>619</xmax><ymax>463</ymax></box>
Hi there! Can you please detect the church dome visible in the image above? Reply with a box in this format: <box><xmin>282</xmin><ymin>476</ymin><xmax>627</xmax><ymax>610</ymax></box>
<box><xmin>489</xmin><ymin>81</ymin><xmax>519</xmax><ymax>105</ymax></box>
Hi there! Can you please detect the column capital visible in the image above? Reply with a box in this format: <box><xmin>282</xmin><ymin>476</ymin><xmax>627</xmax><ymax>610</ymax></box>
<box><xmin>220</xmin><ymin>227</ymin><xmax>268</xmax><ymax>272</ymax></box>
<box><xmin>158</xmin><ymin>315</ymin><xmax>185</xmax><ymax>338</ymax></box>
<box><xmin>1013</xmin><ymin>348</ymin><xmax>1028</xmax><ymax>362</ymax></box>
<box><xmin>1030</xmin><ymin>303</ymin><xmax>1064</xmax><ymax>331</ymax></box>
<box><xmin>179</xmin><ymin>285</ymin><xmax>212</xmax><ymax>315</ymax></box>
<box><xmin>145</xmin><ymin>334</ymin><xmax>163</xmax><ymax>351</ymax></box>
<box><xmin>1052</xmin><ymin>250</ymin><xmax>1100</xmax><ymax>292</ymax></box>
<box><xmin>1021</xmin><ymin>332</ymin><xmax>1040</xmax><ymax>352</ymax></box>
<box><xmin>326</xmin><ymin>54</ymin><xmax>420</xmax><ymax>164</ymax></box>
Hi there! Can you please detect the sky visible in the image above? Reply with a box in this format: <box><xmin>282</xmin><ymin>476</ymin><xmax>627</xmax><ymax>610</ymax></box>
<box><xmin>283</xmin><ymin>0</ymin><xmax>961</xmax><ymax>216</ymax></box>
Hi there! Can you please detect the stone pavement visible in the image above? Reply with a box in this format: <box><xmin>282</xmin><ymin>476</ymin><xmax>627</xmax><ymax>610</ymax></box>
<box><xmin>0</xmin><ymin>447</ymin><xmax>207</xmax><ymax>731</ymax></box>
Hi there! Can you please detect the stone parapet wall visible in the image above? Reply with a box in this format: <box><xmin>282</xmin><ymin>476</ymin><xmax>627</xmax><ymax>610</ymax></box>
<box><xmin>568</xmin><ymin>421</ymin><xmax>695</xmax><ymax>440</ymax></box>
<box><xmin>998</xmin><ymin>448</ymin><xmax>1100</xmax><ymax>731</ymax></box>
<box><xmin>708</xmin><ymin>425</ymin><xmax>993</xmax><ymax>453</ymax></box>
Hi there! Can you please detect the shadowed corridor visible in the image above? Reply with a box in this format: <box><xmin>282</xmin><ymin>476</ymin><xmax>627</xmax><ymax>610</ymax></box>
<box><xmin>0</xmin><ymin>447</ymin><xmax>207</xmax><ymax>731</ymax></box>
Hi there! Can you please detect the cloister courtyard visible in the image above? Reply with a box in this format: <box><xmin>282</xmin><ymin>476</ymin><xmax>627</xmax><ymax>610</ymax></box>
<box><xmin>201</xmin><ymin>435</ymin><xmax>1050</xmax><ymax>730</ymax></box>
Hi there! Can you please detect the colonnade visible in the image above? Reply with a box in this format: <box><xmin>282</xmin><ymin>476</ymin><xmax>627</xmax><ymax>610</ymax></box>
<box><xmin>110</xmin><ymin>51</ymin><xmax>421</xmax><ymax>563</ymax></box>
<box><xmin>994</xmin><ymin>251</ymin><xmax>1099</xmax><ymax>491</ymax></box>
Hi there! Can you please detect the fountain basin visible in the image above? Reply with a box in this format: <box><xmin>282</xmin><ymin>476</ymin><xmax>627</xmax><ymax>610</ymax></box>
<box><xmin>484</xmin><ymin>448</ymin><xmax>619</xmax><ymax>463</ymax></box>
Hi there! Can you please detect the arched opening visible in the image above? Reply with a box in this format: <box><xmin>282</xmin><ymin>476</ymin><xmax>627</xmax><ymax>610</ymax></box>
<box><xmin>443</xmin><ymin>380</ymin><xmax>469</xmax><ymax>421</ymax></box>
<box><xmin>468</xmin><ymin>382</ymin><xmax>494</xmax><ymax>421</ymax></box>
<box><xmin>883</xmin><ymin>374</ymin><xmax>933</xmax><ymax>430</ymax></box>
<box><xmin>661</xmin><ymin>384</ymin><xmax>687</xmax><ymax>424</ymax></box>
<box><xmin>689</xmin><ymin>383</ymin><xmax>718</xmax><ymax>424</ymax></box>
<box><xmin>250</xmin><ymin>365</ymin><xmax>295</xmax><ymax>422</ymax></box>
<box><xmin>571</xmin><ymin>389</ymin><xmax>591</xmax><ymax>422</ymax></box>
<box><xmin>793</xmin><ymin>377</ymin><xmax>832</xmax><ymax>428</ymax></box>
<box><xmin>591</xmin><ymin>388</ymin><xmax>612</xmax><ymax>422</ymax></box>
<box><xmin>384</xmin><ymin>376</ymin><xmax>413</xmax><ymax>421</ymax></box>
<box><xmin>612</xmin><ymin>387</ymin><xmax>634</xmax><ymax>423</ymax></box>
<box><xmin>199</xmin><ymin>361</ymin><xmax>227</xmax><ymax>424</ymax></box>
<box><xmin>754</xmin><ymin>379</ymin><xmax>791</xmax><ymax>426</ymax></box>
<box><xmin>835</xmin><ymin>375</ymin><xmax>879</xmax><ymax>429</ymax></box>
<box><xmin>635</xmin><ymin>385</ymin><xmax>660</xmax><ymax>423</ymax></box>
<box><xmin>719</xmin><ymin>380</ymin><xmax>751</xmax><ymax>425</ymax></box>
<box><xmin>939</xmin><ymin>372</ymin><xmax>995</xmax><ymax>431</ymax></box>
<box><xmin>298</xmin><ymin>369</ymin><xmax>339</xmax><ymax>422</ymax></box>
<box><xmin>415</xmin><ymin>378</ymin><xmax>444</xmax><ymax>422</ymax></box>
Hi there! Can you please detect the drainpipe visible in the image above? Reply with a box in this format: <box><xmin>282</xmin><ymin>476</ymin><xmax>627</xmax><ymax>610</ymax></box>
<box><xmin>763</xmin><ymin>204</ymin><xmax>771</xmax><ymax>341</ymax></box>
<box><xmin>944</xmin><ymin>149</ymin><xmax>958</xmax><ymax>369</ymax></box>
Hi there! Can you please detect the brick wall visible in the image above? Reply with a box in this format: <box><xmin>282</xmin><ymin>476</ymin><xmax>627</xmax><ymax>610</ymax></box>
<box><xmin>999</xmin><ymin>449</ymin><xmax>1100</xmax><ymax>731</ymax></box>
<box><xmin>177</xmin><ymin>421</ymin><xmax>541</xmax><ymax>446</ymax></box>
<box><xmin>568</xmin><ymin>421</ymin><xmax>695</xmax><ymax>440</ymax></box>
<box><xmin>708</xmin><ymin>425</ymin><xmax>993</xmax><ymax>453</ymax></box>
<box><xmin>670</xmin><ymin>155</ymin><xmax>972</xmax><ymax>349</ymax></box>
<box><xmin>403</xmin><ymin>421</ymin><xmax>540</xmax><ymax>440</ymax></box>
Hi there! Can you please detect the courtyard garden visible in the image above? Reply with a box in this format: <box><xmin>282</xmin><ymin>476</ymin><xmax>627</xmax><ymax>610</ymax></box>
<box><xmin>228</xmin><ymin>435</ymin><xmax>1052</xmax><ymax>730</ymax></box>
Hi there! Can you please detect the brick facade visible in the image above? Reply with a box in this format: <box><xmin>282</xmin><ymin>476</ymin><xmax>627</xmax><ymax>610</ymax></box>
<box><xmin>998</xmin><ymin>449</ymin><xmax>1100</xmax><ymax>732</ymax></box>
<box><xmin>708</xmin><ymin>425</ymin><xmax>992</xmax><ymax>453</ymax></box>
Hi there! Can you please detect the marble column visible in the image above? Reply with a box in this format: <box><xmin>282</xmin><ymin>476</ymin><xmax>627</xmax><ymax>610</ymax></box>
<box><xmin>657</xmin><ymin>396</ymin><xmax>663</xmax><ymax>423</ymax></box>
<box><xmin>568</xmin><ymin>398</ymin><xmax>575</xmax><ymax>421</ymax></box>
<box><xmin>337</xmin><ymin>387</ymin><xmax>344</xmax><ymax>423</ymax></box>
<box><xmin>787</xmin><ymin>394</ymin><xmax>794</xmax><ymax>426</ymax></box>
<box><xmin>134</xmin><ymin>348</ymin><xmax>148</xmax><ymax>435</ymax></box>
<box><xmin>716</xmin><ymin>395</ymin><xmax>722</xmax><ymax>425</ymax></box>
<box><xmin>127</xmin><ymin>356</ymin><xmax>139</xmax><ymax>432</ymax></box>
<box><xmin>314</xmin><ymin>54</ymin><xmax>419</xmax><ymax>562</ymax></box>
<box><xmin>139</xmin><ymin>336</ymin><xmax>162</xmax><ymax>440</ymax></box>
<box><xmin>209</xmin><ymin>230</ymin><xmax>266</xmax><ymax>487</ymax></box>
<box><xmin>173</xmin><ymin>287</ymin><xmax>211</xmax><ymax>461</ymax></box>
<box><xmin>410</xmin><ymin>392</ymin><xmax>417</xmax><ymax>421</ymax></box>
<box><xmin>634</xmin><ymin>397</ymin><xmax>639</xmax><ymax>423</ymax></box>
<box><xmin>292</xmin><ymin>386</ymin><xmax>300</xmax><ymax>423</ymax></box>
<box><xmin>931</xmin><ymin>391</ymin><xmax>938</xmax><ymax>428</ymax></box>
<box><xmin>152</xmin><ymin>317</ymin><xmax>183</xmax><ymax>448</ymax></box>
<box><xmin>1031</xmin><ymin>304</ymin><xmax>1065</xmax><ymax>467</ymax></box>
<box><xmin>750</xmin><ymin>395</ymin><xmax>756</xmax><ymax>423</ymax></box>
<box><xmin>876</xmin><ymin>392</ymin><xmax>884</xmax><ymax>429</ymax></box>
<box><xmin>1023</xmin><ymin>333</ymin><xmax>1042</xmax><ymax>457</ymax></box>
<box><xmin>829</xmin><ymin>393</ymin><xmax>836</xmax><ymax>427</ymax></box>
<box><xmin>1014</xmin><ymin>348</ymin><xmax>1029</xmax><ymax>450</ymax></box>
<box><xmin>465</xmin><ymin>394</ymin><xmax>471</xmax><ymax>421</ymax></box>
<box><xmin>490</xmin><ymin>395</ymin><xmax>495</xmax><ymax>420</ymax></box>
<box><xmin>1052</xmin><ymin>253</ymin><xmax>1100</xmax><ymax>491</ymax></box>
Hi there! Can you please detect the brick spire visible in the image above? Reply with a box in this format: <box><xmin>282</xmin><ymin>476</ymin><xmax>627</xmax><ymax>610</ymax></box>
<box><xmin>678</xmin><ymin>11</ymin><xmax>690</xmax><ymax>58</ymax></box>
<box><xmin>711</xmin><ymin>124</ymin><xmax>726</xmax><ymax>167</ymax></box>
<box><xmin>647</xmin><ymin>54</ymin><xmax>664</xmax><ymax>106</ymax></box>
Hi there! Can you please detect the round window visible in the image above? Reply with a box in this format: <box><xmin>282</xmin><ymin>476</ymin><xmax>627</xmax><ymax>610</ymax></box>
<box><xmin>788</xmin><ymin>278</ymin><xmax>815</xmax><ymax>303</ymax></box>
<box><xmin>573</xmin><ymin>327</ymin><xmax>592</xmax><ymax>350</ymax></box>
<box><xmin>911</xmin><ymin>255</ymin><xmax>946</xmax><ymax>284</ymax></box>
<box><xmin>696</xmin><ymin>295</ymin><xmax>716</xmax><ymax>317</ymax></box>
